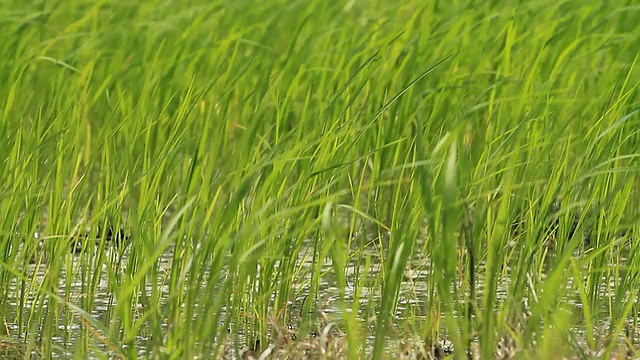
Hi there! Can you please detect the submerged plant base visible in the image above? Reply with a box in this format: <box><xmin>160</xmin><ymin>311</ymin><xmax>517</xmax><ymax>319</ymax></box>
<box><xmin>227</xmin><ymin>326</ymin><xmax>635</xmax><ymax>360</ymax></box>
<box><xmin>227</xmin><ymin>317</ymin><xmax>457</xmax><ymax>360</ymax></box>
<box><xmin>0</xmin><ymin>339</ymin><xmax>35</xmax><ymax>360</ymax></box>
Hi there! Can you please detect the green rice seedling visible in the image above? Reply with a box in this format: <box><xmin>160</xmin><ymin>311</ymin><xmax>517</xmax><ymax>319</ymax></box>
<box><xmin>1</xmin><ymin>0</ymin><xmax>639</xmax><ymax>359</ymax></box>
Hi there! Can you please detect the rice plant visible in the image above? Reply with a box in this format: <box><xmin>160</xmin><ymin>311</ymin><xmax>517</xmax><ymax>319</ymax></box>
<box><xmin>1</xmin><ymin>0</ymin><xmax>639</xmax><ymax>359</ymax></box>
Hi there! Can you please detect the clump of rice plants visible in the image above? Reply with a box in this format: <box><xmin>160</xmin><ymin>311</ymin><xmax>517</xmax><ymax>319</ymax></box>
<box><xmin>1</xmin><ymin>0</ymin><xmax>639</xmax><ymax>359</ymax></box>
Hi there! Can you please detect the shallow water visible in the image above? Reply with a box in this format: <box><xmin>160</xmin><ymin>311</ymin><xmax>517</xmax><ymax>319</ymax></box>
<box><xmin>1</xmin><ymin>226</ymin><xmax>632</xmax><ymax>359</ymax></box>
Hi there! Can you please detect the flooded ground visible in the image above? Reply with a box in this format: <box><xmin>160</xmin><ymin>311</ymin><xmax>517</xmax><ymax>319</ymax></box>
<box><xmin>1</xmin><ymin>225</ymin><xmax>633</xmax><ymax>359</ymax></box>
<box><xmin>1</xmin><ymin>232</ymin><xmax>452</xmax><ymax>358</ymax></box>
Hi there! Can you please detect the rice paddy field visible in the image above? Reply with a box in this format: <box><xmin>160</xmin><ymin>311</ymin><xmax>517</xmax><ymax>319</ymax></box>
<box><xmin>1</xmin><ymin>0</ymin><xmax>639</xmax><ymax>359</ymax></box>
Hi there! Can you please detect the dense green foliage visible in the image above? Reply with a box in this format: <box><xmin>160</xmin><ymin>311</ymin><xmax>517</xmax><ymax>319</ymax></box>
<box><xmin>1</xmin><ymin>0</ymin><xmax>639</xmax><ymax>358</ymax></box>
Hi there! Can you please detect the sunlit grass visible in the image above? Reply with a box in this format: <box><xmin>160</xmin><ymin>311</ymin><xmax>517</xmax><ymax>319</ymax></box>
<box><xmin>1</xmin><ymin>0</ymin><xmax>639</xmax><ymax>359</ymax></box>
